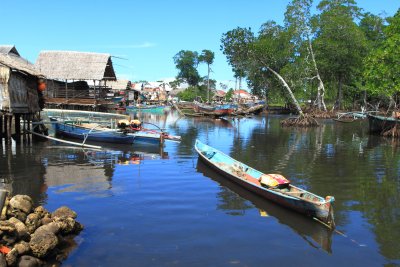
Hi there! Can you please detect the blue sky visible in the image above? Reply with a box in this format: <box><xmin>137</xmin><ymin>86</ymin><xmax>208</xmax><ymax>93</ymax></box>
<box><xmin>1</xmin><ymin>0</ymin><xmax>398</xmax><ymax>89</ymax></box>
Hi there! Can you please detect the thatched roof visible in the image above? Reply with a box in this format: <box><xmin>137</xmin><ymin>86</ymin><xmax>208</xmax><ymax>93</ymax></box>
<box><xmin>0</xmin><ymin>45</ymin><xmax>20</xmax><ymax>56</ymax></box>
<box><xmin>35</xmin><ymin>51</ymin><xmax>117</xmax><ymax>81</ymax></box>
<box><xmin>0</xmin><ymin>53</ymin><xmax>42</xmax><ymax>77</ymax></box>
<box><xmin>106</xmin><ymin>79</ymin><xmax>131</xmax><ymax>90</ymax></box>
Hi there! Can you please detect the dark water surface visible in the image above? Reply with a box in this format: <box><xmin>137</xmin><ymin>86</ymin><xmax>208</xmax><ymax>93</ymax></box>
<box><xmin>1</xmin><ymin>111</ymin><xmax>400</xmax><ymax>266</ymax></box>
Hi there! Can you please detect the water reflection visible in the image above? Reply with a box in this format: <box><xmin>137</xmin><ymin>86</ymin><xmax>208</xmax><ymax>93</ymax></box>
<box><xmin>196</xmin><ymin>159</ymin><xmax>333</xmax><ymax>253</ymax></box>
<box><xmin>0</xmin><ymin>140</ymin><xmax>168</xmax><ymax>204</ymax></box>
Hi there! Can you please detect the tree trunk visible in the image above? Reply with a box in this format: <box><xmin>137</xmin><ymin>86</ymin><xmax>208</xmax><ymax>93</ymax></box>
<box><xmin>335</xmin><ymin>75</ymin><xmax>343</xmax><ymax>110</ymax></box>
<box><xmin>267</xmin><ymin>67</ymin><xmax>304</xmax><ymax>116</ymax></box>
<box><xmin>207</xmin><ymin>64</ymin><xmax>210</xmax><ymax>102</ymax></box>
<box><xmin>308</xmin><ymin>39</ymin><xmax>327</xmax><ymax>111</ymax></box>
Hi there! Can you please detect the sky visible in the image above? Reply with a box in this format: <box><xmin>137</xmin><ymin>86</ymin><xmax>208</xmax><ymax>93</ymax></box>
<box><xmin>1</xmin><ymin>0</ymin><xmax>399</xmax><ymax>89</ymax></box>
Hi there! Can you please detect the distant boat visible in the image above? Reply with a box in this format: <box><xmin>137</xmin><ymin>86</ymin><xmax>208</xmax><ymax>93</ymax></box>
<box><xmin>193</xmin><ymin>102</ymin><xmax>236</xmax><ymax>117</ymax></box>
<box><xmin>194</xmin><ymin>139</ymin><xmax>335</xmax><ymax>228</ymax></box>
<box><xmin>367</xmin><ymin>113</ymin><xmax>400</xmax><ymax>134</ymax></box>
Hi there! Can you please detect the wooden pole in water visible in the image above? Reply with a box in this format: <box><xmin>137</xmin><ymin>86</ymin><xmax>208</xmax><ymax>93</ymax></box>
<box><xmin>3</xmin><ymin>114</ymin><xmax>7</xmax><ymax>139</ymax></box>
<box><xmin>27</xmin><ymin>115</ymin><xmax>31</xmax><ymax>144</ymax></box>
<box><xmin>14</xmin><ymin>114</ymin><xmax>21</xmax><ymax>143</ymax></box>
<box><xmin>0</xmin><ymin>114</ymin><xmax>3</xmax><ymax>138</ymax></box>
<box><xmin>7</xmin><ymin>115</ymin><xmax>12</xmax><ymax>141</ymax></box>
<box><xmin>22</xmin><ymin>114</ymin><xmax>27</xmax><ymax>143</ymax></box>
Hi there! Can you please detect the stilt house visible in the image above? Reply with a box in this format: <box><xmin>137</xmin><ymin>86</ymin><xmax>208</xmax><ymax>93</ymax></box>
<box><xmin>0</xmin><ymin>45</ymin><xmax>45</xmax><ymax>139</ymax></box>
<box><xmin>35</xmin><ymin>51</ymin><xmax>117</xmax><ymax>110</ymax></box>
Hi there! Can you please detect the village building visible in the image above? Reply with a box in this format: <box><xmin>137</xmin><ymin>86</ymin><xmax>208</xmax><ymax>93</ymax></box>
<box><xmin>233</xmin><ymin>89</ymin><xmax>256</xmax><ymax>102</ymax></box>
<box><xmin>130</xmin><ymin>81</ymin><xmax>173</xmax><ymax>103</ymax></box>
<box><xmin>35</xmin><ymin>50</ymin><xmax>117</xmax><ymax>111</ymax></box>
<box><xmin>0</xmin><ymin>45</ymin><xmax>45</xmax><ymax>140</ymax></box>
<box><xmin>213</xmin><ymin>90</ymin><xmax>226</xmax><ymax>102</ymax></box>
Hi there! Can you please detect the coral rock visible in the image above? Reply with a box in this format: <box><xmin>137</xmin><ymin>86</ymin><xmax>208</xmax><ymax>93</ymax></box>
<box><xmin>5</xmin><ymin>248</ymin><xmax>18</xmax><ymax>266</ymax></box>
<box><xmin>14</xmin><ymin>241</ymin><xmax>31</xmax><ymax>255</ymax></box>
<box><xmin>17</xmin><ymin>255</ymin><xmax>42</xmax><ymax>267</ymax></box>
<box><xmin>25</xmin><ymin>214</ymin><xmax>41</xmax><ymax>234</ymax></box>
<box><xmin>8</xmin><ymin>217</ymin><xmax>29</xmax><ymax>240</ymax></box>
<box><xmin>29</xmin><ymin>228</ymin><xmax>58</xmax><ymax>258</ymax></box>
<box><xmin>52</xmin><ymin>206</ymin><xmax>77</xmax><ymax>219</ymax></box>
<box><xmin>9</xmin><ymin>195</ymin><xmax>33</xmax><ymax>214</ymax></box>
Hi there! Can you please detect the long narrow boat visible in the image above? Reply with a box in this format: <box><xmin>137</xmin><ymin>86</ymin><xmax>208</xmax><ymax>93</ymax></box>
<box><xmin>50</xmin><ymin>118</ymin><xmax>165</xmax><ymax>145</ymax></box>
<box><xmin>193</xmin><ymin>102</ymin><xmax>236</xmax><ymax>117</ymax></box>
<box><xmin>194</xmin><ymin>139</ymin><xmax>335</xmax><ymax>228</ymax></box>
<box><xmin>367</xmin><ymin>113</ymin><xmax>399</xmax><ymax>134</ymax></box>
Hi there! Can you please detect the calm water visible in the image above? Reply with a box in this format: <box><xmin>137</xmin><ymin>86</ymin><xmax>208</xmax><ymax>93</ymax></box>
<box><xmin>1</xmin><ymin>111</ymin><xmax>400</xmax><ymax>266</ymax></box>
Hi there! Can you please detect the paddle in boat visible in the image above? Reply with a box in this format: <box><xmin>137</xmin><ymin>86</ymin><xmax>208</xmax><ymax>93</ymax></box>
<box><xmin>194</xmin><ymin>139</ymin><xmax>335</xmax><ymax>228</ymax></box>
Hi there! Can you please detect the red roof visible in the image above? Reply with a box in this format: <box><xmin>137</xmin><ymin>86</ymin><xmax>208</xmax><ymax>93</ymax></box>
<box><xmin>234</xmin><ymin>90</ymin><xmax>251</xmax><ymax>95</ymax></box>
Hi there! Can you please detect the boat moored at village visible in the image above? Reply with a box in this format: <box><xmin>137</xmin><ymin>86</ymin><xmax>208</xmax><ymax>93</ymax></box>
<box><xmin>193</xmin><ymin>102</ymin><xmax>236</xmax><ymax>117</ymax></box>
<box><xmin>50</xmin><ymin>117</ymin><xmax>180</xmax><ymax>145</ymax></box>
<box><xmin>194</xmin><ymin>139</ymin><xmax>335</xmax><ymax>228</ymax></box>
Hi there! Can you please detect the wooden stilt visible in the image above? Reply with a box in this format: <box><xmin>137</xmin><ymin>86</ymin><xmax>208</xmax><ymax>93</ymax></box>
<box><xmin>0</xmin><ymin>115</ymin><xmax>3</xmax><ymax>138</ymax></box>
<box><xmin>22</xmin><ymin>114</ymin><xmax>27</xmax><ymax>143</ymax></box>
<box><xmin>15</xmin><ymin>114</ymin><xmax>21</xmax><ymax>143</ymax></box>
<box><xmin>4</xmin><ymin>115</ymin><xmax>8</xmax><ymax>140</ymax></box>
<box><xmin>15</xmin><ymin>114</ymin><xmax>21</xmax><ymax>135</ymax></box>
<box><xmin>8</xmin><ymin>115</ymin><xmax>13</xmax><ymax>140</ymax></box>
<box><xmin>27</xmin><ymin>115</ymin><xmax>31</xmax><ymax>144</ymax></box>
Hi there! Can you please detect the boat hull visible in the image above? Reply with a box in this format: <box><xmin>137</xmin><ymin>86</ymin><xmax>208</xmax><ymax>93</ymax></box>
<box><xmin>195</xmin><ymin>140</ymin><xmax>335</xmax><ymax>227</ymax></box>
<box><xmin>52</xmin><ymin>119</ymin><xmax>162</xmax><ymax>145</ymax></box>
<box><xmin>368</xmin><ymin>114</ymin><xmax>399</xmax><ymax>134</ymax></box>
<box><xmin>54</xmin><ymin>122</ymin><xmax>135</xmax><ymax>144</ymax></box>
<box><xmin>193</xmin><ymin>103</ymin><xmax>234</xmax><ymax>116</ymax></box>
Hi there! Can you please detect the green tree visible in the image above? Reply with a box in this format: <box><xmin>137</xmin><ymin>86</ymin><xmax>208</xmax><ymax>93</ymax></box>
<box><xmin>314</xmin><ymin>0</ymin><xmax>367</xmax><ymax>109</ymax></box>
<box><xmin>220</xmin><ymin>27</ymin><xmax>255</xmax><ymax>91</ymax></box>
<box><xmin>198</xmin><ymin>50</ymin><xmax>215</xmax><ymax>102</ymax></box>
<box><xmin>173</xmin><ymin>50</ymin><xmax>200</xmax><ymax>87</ymax></box>
<box><xmin>225</xmin><ymin>88</ymin><xmax>234</xmax><ymax>101</ymax></box>
<box><xmin>359</xmin><ymin>12</ymin><xmax>387</xmax><ymax>49</ymax></box>
<box><xmin>285</xmin><ymin>0</ymin><xmax>327</xmax><ymax>111</ymax></box>
<box><xmin>364</xmin><ymin>9</ymin><xmax>400</xmax><ymax>104</ymax></box>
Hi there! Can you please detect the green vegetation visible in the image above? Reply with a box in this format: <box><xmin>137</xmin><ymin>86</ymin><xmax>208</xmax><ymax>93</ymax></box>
<box><xmin>173</xmin><ymin>1</ymin><xmax>399</xmax><ymax>112</ymax></box>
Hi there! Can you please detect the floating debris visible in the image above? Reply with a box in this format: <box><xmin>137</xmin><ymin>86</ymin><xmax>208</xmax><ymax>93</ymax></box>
<box><xmin>0</xmin><ymin>192</ymin><xmax>83</xmax><ymax>266</ymax></box>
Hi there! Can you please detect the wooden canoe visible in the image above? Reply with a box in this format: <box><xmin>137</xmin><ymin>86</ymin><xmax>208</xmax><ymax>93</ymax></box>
<box><xmin>194</xmin><ymin>139</ymin><xmax>335</xmax><ymax>228</ymax></box>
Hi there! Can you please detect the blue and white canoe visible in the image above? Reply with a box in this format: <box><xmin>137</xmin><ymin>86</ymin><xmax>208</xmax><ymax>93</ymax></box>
<box><xmin>195</xmin><ymin>139</ymin><xmax>335</xmax><ymax>228</ymax></box>
<box><xmin>50</xmin><ymin>118</ymin><xmax>163</xmax><ymax>145</ymax></box>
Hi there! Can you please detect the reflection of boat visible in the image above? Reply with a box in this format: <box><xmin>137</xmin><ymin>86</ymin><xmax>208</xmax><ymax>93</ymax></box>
<box><xmin>367</xmin><ymin>113</ymin><xmax>399</xmax><ymax>134</ymax></box>
<box><xmin>193</xmin><ymin>102</ymin><xmax>235</xmax><ymax>117</ymax></box>
<box><xmin>196</xmin><ymin>159</ymin><xmax>333</xmax><ymax>253</ymax></box>
<box><xmin>195</xmin><ymin>139</ymin><xmax>335</xmax><ymax>228</ymax></box>
<box><xmin>126</xmin><ymin>104</ymin><xmax>167</xmax><ymax>113</ymax></box>
<box><xmin>50</xmin><ymin>117</ymin><xmax>163</xmax><ymax>145</ymax></box>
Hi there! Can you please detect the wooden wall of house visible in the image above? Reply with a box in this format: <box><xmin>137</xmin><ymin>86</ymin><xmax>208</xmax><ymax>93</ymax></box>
<box><xmin>45</xmin><ymin>80</ymin><xmax>91</xmax><ymax>98</ymax></box>
<box><xmin>8</xmin><ymin>73</ymin><xmax>41</xmax><ymax>113</ymax></box>
<box><xmin>45</xmin><ymin>80</ymin><xmax>110</xmax><ymax>100</ymax></box>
